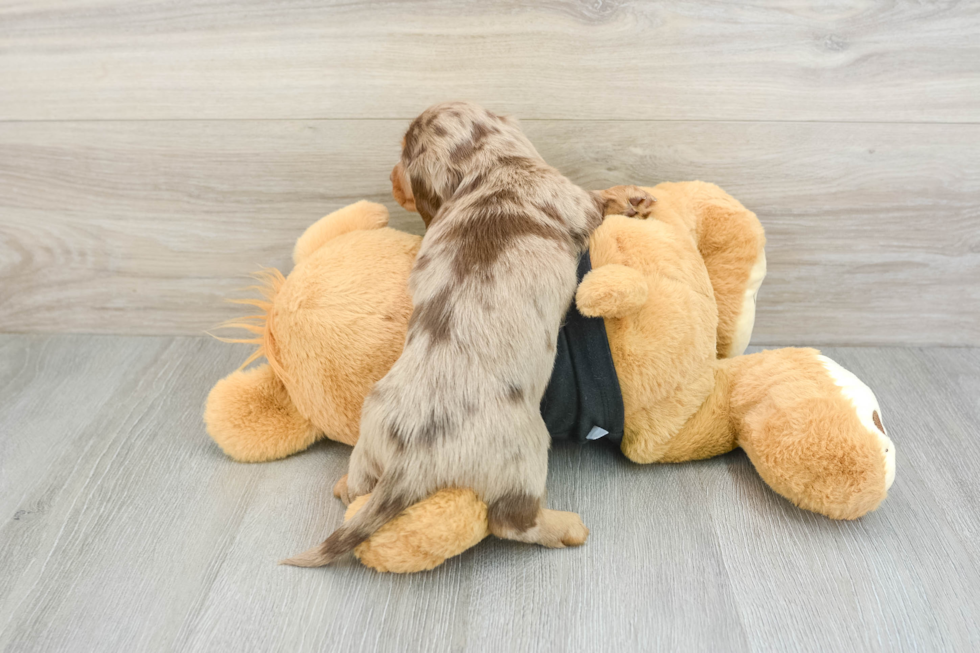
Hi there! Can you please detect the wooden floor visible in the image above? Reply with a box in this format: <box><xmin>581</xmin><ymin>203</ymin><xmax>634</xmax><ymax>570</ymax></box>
<box><xmin>1</xmin><ymin>334</ymin><xmax>978</xmax><ymax>652</ymax></box>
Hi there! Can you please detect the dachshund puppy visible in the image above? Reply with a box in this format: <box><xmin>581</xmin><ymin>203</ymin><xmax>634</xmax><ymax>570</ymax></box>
<box><xmin>284</xmin><ymin>101</ymin><xmax>654</xmax><ymax>566</ymax></box>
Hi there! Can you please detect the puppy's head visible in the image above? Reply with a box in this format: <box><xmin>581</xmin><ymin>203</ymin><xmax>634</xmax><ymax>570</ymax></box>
<box><xmin>391</xmin><ymin>101</ymin><xmax>536</xmax><ymax>226</ymax></box>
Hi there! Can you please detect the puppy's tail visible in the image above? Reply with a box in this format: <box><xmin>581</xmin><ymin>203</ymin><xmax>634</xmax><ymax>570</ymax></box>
<box><xmin>279</xmin><ymin>475</ymin><xmax>411</xmax><ymax>568</ymax></box>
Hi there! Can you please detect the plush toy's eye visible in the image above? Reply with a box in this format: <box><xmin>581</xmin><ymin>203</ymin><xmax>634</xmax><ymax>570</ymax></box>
<box><xmin>872</xmin><ymin>410</ymin><xmax>886</xmax><ymax>435</ymax></box>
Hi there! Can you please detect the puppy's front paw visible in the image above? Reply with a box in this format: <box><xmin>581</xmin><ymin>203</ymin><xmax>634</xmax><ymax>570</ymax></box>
<box><xmin>598</xmin><ymin>185</ymin><xmax>656</xmax><ymax>218</ymax></box>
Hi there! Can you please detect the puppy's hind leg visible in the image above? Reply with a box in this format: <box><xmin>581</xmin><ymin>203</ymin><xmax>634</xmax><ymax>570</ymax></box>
<box><xmin>485</xmin><ymin>416</ymin><xmax>588</xmax><ymax>548</ymax></box>
<box><xmin>333</xmin><ymin>474</ymin><xmax>352</xmax><ymax>505</ymax></box>
<box><xmin>488</xmin><ymin>494</ymin><xmax>589</xmax><ymax>548</ymax></box>
<box><xmin>340</xmin><ymin>442</ymin><xmax>382</xmax><ymax>506</ymax></box>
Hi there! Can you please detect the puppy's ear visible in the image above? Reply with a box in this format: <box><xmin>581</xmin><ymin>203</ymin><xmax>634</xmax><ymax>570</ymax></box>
<box><xmin>391</xmin><ymin>163</ymin><xmax>417</xmax><ymax>212</ymax></box>
<box><xmin>410</xmin><ymin>176</ymin><xmax>442</xmax><ymax>227</ymax></box>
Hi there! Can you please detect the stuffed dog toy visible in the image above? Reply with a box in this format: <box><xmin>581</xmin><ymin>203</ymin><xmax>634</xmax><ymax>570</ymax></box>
<box><xmin>205</xmin><ymin>181</ymin><xmax>896</xmax><ymax>572</ymax></box>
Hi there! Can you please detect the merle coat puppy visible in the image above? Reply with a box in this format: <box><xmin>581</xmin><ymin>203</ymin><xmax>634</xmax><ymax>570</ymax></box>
<box><xmin>284</xmin><ymin>101</ymin><xmax>653</xmax><ymax>566</ymax></box>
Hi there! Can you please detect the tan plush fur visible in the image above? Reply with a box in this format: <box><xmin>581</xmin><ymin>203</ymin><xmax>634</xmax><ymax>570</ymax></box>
<box><xmin>272</xmin><ymin>223</ymin><xmax>419</xmax><ymax>449</ymax></box>
<box><xmin>205</xmin><ymin>364</ymin><xmax>317</xmax><ymax>462</ymax></box>
<box><xmin>724</xmin><ymin>348</ymin><xmax>889</xmax><ymax>520</ymax></box>
<box><xmin>292</xmin><ymin>199</ymin><xmax>391</xmax><ymax>265</ymax></box>
<box><xmin>584</xmin><ymin>213</ymin><xmax>720</xmax><ymax>464</ymax></box>
<box><xmin>575</xmin><ymin>188</ymin><xmax>892</xmax><ymax>521</ymax></box>
<box><xmin>206</xmin><ymin>181</ymin><xmax>895</xmax><ymax>572</ymax></box>
<box><xmin>347</xmin><ymin>488</ymin><xmax>489</xmax><ymax>573</ymax></box>
<box><xmin>660</xmin><ymin>181</ymin><xmax>768</xmax><ymax>358</ymax></box>
<box><xmin>206</xmin><ymin>201</ymin><xmax>419</xmax><ymax>456</ymax></box>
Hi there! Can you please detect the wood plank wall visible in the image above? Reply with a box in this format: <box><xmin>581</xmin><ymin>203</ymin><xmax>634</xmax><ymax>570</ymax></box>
<box><xmin>1</xmin><ymin>1</ymin><xmax>978</xmax><ymax>345</ymax></box>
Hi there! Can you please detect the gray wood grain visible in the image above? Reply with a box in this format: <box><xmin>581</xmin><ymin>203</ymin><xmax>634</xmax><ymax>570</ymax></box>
<box><xmin>1</xmin><ymin>1</ymin><xmax>978</xmax><ymax>122</ymax></box>
<box><xmin>1</xmin><ymin>120</ymin><xmax>978</xmax><ymax>344</ymax></box>
<box><xmin>1</xmin><ymin>335</ymin><xmax>979</xmax><ymax>652</ymax></box>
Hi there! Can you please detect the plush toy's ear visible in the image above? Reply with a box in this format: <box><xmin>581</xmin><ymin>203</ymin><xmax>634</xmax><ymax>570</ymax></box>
<box><xmin>205</xmin><ymin>364</ymin><xmax>319</xmax><ymax>462</ymax></box>
<box><xmin>576</xmin><ymin>264</ymin><xmax>649</xmax><ymax>318</ymax></box>
<box><xmin>293</xmin><ymin>201</ymin><xmax>390</xmax><ymax>265</ymax></box>
<box><xmin>674</xmin><ymin>181</ymin><xmax>766</xmax><ymax>359</ymax></box>
<box><xmin>346</xmin><ymin>489</ymin><xmax>490</xmax><ymax>573</ymax></box>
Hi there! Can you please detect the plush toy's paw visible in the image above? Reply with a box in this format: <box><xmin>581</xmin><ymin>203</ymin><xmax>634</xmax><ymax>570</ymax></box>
<box><xmin>204</xmin><ymin>364</ymin><xmax>318</xmax><ymax>462</ymax></box>
<box><xmin>347</xmin><ymin>488</ymin><xmax>490</xmax><ymax>573</ymax></box>
<box><xmin>576</xmin><ymin>264</ymin><xmax>649</xmax><ymax>318</ymax></box>
<box><xmin>596</xmin><ymin>185</ymin><xmax>657</xmax><ymax>218</ymax></box>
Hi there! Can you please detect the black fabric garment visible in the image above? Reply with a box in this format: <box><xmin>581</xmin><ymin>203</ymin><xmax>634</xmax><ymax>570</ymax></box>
<box><xmin>540</xmin><ymin>252</ymin><xmax>625</xmax><ymax>446</ymax></box>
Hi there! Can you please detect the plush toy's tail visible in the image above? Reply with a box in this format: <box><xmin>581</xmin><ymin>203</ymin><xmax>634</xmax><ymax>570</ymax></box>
<box><xmin>209</xmin><ymin>268</ymin><xmax>289</xmax><ymax>382</ymax></box>
<box><xmin>280</xmin><ymin>474</ymin><xmax>413</xmax><ymax>568</ymax></box>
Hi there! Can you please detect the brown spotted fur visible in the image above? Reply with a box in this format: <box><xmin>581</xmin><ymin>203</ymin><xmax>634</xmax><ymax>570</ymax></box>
<box><xmin>283</xmin><ymin>101</ymin><xmax>654</xmax><ymax>566</ymax></box>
